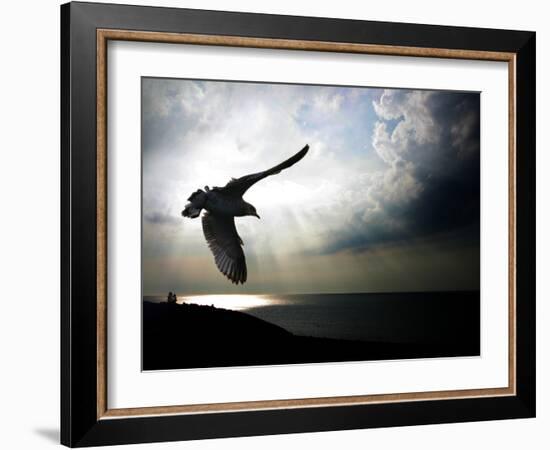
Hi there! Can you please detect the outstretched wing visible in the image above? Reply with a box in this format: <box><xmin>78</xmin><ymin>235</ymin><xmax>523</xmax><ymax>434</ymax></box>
<box><xmin>202</xmin><ymin>212</ymin><xmax>247</xmax><ymax>284</ymax></box>
<box><xmin>219</xmin><ymin>144</ymin><xmax>309</xmax><ymax>196</ymax></box>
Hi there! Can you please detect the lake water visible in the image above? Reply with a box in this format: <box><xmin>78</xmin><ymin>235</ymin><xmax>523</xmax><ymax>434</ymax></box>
<box><xmin>143</xmin><ymin>291</ymin><xmax>480</xmax><ymax>346</ymax></box>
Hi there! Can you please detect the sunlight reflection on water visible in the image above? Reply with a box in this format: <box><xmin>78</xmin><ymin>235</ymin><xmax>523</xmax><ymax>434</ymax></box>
<box><xmin>180</xmin><ymin>294</ymin><xmax>279</xmax><ymax>311</ymax></box>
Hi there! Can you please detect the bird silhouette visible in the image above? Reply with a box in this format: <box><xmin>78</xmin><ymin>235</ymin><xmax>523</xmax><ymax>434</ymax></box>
<box><xmin>182</xmin><ymin>145</ymin><xmax>310</xmax><ymax>284</ymax></box>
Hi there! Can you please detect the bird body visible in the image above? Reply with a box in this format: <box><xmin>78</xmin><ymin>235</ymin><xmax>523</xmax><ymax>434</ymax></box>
<box><xmin>182</xmin><ymin>144</ymin><xmax>309</xmax><ymax>284</ymax></box>
<box><xmin>202</xmin><ymin>191</ymin><xmax>256</xmax><ymax>218</ymax></box>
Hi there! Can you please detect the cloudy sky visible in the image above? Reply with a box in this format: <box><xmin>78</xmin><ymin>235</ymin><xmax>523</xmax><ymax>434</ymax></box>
<box><xmin>142</xmin><ymin>77</ymin><xmax>480</xmax><ymax>296</ymax></box>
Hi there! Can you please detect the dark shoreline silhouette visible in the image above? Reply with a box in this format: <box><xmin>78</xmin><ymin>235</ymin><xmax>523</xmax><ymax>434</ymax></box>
<box><xmin>142</xmin><ymin>300</ymin><xmax>480</xmax><ymax>371</ymax></box>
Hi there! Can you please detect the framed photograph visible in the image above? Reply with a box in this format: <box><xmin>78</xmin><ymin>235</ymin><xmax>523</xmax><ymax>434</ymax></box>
<box><xmin>61</xmin><ymin>2</ymin><xmax>535</xmax><ymax>447</ymax></box>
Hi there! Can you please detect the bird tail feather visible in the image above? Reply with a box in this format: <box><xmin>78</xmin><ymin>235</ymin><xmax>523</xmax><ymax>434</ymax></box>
<box><xmin>182</xmin><ymin>189</ymin><xmax>207</xmax><ymax>219</ymax></box>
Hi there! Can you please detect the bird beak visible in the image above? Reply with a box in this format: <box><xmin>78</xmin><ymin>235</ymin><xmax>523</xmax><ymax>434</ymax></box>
<box><xmin>254</xmin><ymin>213</ymin><xmax>260</xmax><ymax>219</ymax></box>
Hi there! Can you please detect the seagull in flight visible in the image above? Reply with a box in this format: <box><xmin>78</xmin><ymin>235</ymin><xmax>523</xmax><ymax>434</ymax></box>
<box><xmin>182</xmin><ymin>145</ymin><xmax>309</xmax><ymax>284</ymax></box>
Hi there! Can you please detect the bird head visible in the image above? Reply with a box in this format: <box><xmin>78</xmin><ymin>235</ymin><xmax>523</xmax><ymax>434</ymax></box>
<box><xmin>245</xmin><ymin>203</ymin><xmax>260</xmax><ymax>219</ymax></box>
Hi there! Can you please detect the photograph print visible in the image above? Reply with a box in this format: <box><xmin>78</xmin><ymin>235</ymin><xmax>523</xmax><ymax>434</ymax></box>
<box><xmin>142</xmin><ymin>77</ymin><xmax>481</xmax><ymax>371</ymax></box>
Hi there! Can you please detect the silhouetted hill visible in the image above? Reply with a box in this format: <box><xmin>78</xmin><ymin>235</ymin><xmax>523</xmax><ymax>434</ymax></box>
<box><xmin>142</xmin><ymin>301</ymin><xmax>478</xmax><ymax>370</ymax></box>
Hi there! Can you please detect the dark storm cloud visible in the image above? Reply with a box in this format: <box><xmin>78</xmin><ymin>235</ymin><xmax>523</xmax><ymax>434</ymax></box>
<box><xmin>323</xmin><ymin>90</ymin><xmax>480</xmax><ymax>254</ymax></box>
<box><xmin>144</xmin><ymin>211</ymin><xmax>181</xmax><ymax>225</ymax></box>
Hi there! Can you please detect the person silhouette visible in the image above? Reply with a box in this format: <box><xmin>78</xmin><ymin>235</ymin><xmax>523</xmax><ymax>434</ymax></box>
<box><xmin>167</xmin><ymin>291</ymin><xmax>176</xmax><ymax>303</ymax></box>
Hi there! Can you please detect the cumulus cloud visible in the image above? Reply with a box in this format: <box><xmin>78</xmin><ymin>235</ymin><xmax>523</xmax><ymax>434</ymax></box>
<box><xmin>323</xmin><ymin>88</ymin><xmax>480</xmax><ymax>253</ymax></box>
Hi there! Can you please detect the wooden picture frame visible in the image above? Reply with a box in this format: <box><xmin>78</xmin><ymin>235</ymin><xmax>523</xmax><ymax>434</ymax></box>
<box><xmin>61</xmin><ymin>2</ymin><xmax>535</xmax><ymax>447</ymax></box>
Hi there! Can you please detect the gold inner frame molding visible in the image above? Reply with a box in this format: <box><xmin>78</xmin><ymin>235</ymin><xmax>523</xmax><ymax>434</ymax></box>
<box><xmin>96</xmin><ymin>28</ymin><xmax>517</xmax><ymax>420</ymax></box>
